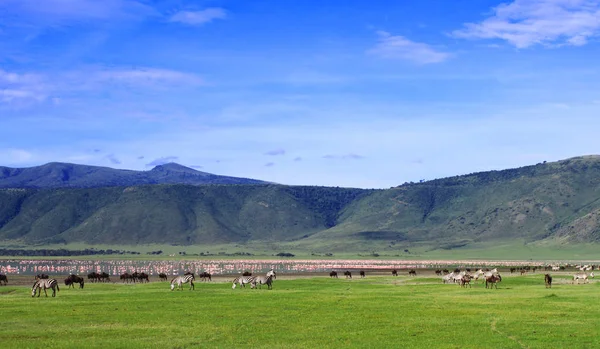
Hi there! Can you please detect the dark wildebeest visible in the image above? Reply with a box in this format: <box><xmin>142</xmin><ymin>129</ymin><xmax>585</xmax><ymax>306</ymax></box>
<box><xmin>88</xmin><ymin>272</ymin><xmax>99</xmax><ymax>283</ymax></box>
<box><xmin>359</xmin><ymin>271</ymin><xmax>365</xmax><ymax>278</ymax></box>
<box><xmin>159</xmin><ymin>273</ymin><xmax>168</xmax><ymax>281</ymax></box>
<box><xmin>64</xmin><ymin>274</ymin><xmax>84</xmax><ymax>289</ymax></box>
<box><xmin>435</xmin><ymin>270</ymin><xmax>442</xmax><ymax>276</ymax></box>
<box><xmin>344</xmin><ymin>271</ymin><xmax>352</xmax><ymax>279</ymax></box>
<box><xmin>120</xmin><ymin>273</ymin><xmax>132</xmax><ymax>283</ymax></box>
<box><xmin>138</xmin><ymin>272</ymin><xmax>149</xmax><ymax>283</ymax></box>
<box><xmin>544</xmin><ymin>274</ymin><xmax>552</xmax><ymax>288</ymax></box>
<box><xmin>485</xmin><ymin>274</ymin><xmax>502</xmax><ymax>289</ymax></box>
<box><xmin>442</xmin><ymin>269</ymin><xmax>449</xmax><ymax>274</ymax></box>
<box><xmin>330</xmin><ymin>271</ymin><xmax>338</xmax><ymax>278</ymax></box>
<box><xmin>199</xmin><ymin>272</ymin><xmax>212</xmax><ymax>281</ymax></box>
<box><xmin>408</xmin><ymin>270</ymin><xmax>417</xmax><ymax>276</ymax></box>
<box><xmin>510</xmin><ymin>268</ymin><xmax>516</xmax><ymax>274</ymax></box>
<box><xmin>100</xmin><ymin>272</ymin><xmax>110</xmax><ymax>282</ymax></box>
<box><xmin>392</xmin><ymin>270</ymin><xmax>398</xmax><ymax>276</ymax></box>
<box><xmin>36</xmin><ymin>274</ymin><xmax>49</xmax><ymax>280</ymax></box>
<box><xmin>460</xmin><ymin>275</ymin><xmax>472</xmax><ymax>288</ymax></box>
<box><xmin>0</xmin><ymin>273</ymin><xmax>7</xmax><ymax>285</ymax></box>
<box><xmin>242</xmin><ymin>271</ymin><xmax>252</xmax><ymax>277</ymax></box>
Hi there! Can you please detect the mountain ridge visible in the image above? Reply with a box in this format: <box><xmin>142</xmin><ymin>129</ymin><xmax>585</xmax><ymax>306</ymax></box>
<box><xmin>0</xmin><ymin>162</ymin><xmax>269</xmax><ymax>188</ymax></box>
<box><xmin>1</xmin><ymin>155</ymin><xmax>600</xmax><ymax>251</ymax></box>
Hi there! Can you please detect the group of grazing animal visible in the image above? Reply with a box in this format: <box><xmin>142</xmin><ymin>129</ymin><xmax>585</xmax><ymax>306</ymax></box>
<box><xmin>32</xmin><ymin>276</ymin><xmax>60</xmax><ymax>297</ymax></box>
<box><xmin>119</xmin><ymin>272</ymin><xmax>149</xmax><ymax>283</ymax></box>
<box><xmin>232</xmin><ymin>269</ymin><xmax>276</xmax><ymax>290</ymax></box>
<box><xmin>64</xmin><ymin>274</ymin><xmax>85</xmax><ymax>289</ymax></box>
<box><xmin>441</xmin><ymin>268</ymin><xmax>502</xmax><ymax>289</ymax></box>
<box><xmin>87</xmin><ymin>272</ymin><xmax>110</xmax><ymax>283</ymax></box>
<box><xmin>0</xmin><ymin>273</ymin><xmax>7</xmax><ymax>285</ymax></box>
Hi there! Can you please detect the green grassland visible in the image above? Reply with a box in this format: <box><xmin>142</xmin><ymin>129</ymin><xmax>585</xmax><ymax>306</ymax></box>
<box><xmin>1</xmin><ymin>273</ymin><xmax>599</xmax><ymax>348</ymax></box>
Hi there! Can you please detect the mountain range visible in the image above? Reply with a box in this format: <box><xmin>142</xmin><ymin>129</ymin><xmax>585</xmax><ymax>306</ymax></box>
<box><xmin>0</xmin><ymin>162</ymin><xmax>268</xmax><ymax>188</ymax></box>
<box><xmin>1</xmin><ymin>156</ymin><xmax>599</xmax><ymax>251</ymax></box>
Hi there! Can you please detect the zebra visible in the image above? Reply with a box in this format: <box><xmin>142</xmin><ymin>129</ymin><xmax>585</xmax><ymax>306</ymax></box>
<box><xmin>170</xmin><ymin>274</ymin><xmax>195</xmax><ymax>291</ymax></box>
<box><xmin>573</xmin><ymin>272</ymin><xmax>594</xmax><ymax>284</ymax></box>
<box><xmin>232</xmin><ymin>275</ymin><xmax>255</xmax><ymax>289</ymax></box>
<box><xmin>32</xmin><ymin>278</ymin><xmax>60</xmax><ymax>297</ymax></box>
<box><xmin>251</xmin><ymin>269</ymin><xmax>277</xmax><ymax>290</ymax></box>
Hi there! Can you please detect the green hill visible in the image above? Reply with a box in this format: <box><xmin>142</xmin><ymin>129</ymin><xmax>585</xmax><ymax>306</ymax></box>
<box><xmin>0</xmin><ymin>162</ymin><xmax>268</xmax><ymax>188</ymax></box>
<box><xmin>1</xmin><ymin>156</ymin><xmax>600</xmax><ymax>252</ymax></box>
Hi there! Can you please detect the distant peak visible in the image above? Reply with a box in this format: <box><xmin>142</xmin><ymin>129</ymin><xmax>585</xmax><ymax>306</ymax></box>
<box><xmin>150</xmin><ymin>163</ymin><xmax>200</xmax><ymax>173</ymax></box>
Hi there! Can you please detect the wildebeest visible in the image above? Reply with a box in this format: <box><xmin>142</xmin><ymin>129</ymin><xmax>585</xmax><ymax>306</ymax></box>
<box><xmin>435</xmin><ymin>270</ymin><xmax>442</xmax><ymax>276</ymax></box>
<box><xmin>137</xmin><ymin>272</ymin><xmax>149</xmax><ymax>283</ymax></box>
<box><xmin>344</xmin><ymin>271</ymin><xmax>352</xmax><ymax>279</ymax></box>
<box><xmin>485</xmin><ymin>274</ymin><xmax>502</xmax><ymax>289</ymax></box>
<box><xmin>442</xmin><ymin>269</ymin><xmax>449</xmax><ymax>274</ymax></box>
<box><xmin>36</xmin><ymin>273</ymin><xmax>49</xmax><ymax>280</ymax></box>
<box><xmin>408</xmin><ymin>270</ymin><xmax>417</xmax><ymax>276</ymax></box>
<box><xmin>330</xmin><ymin>271</ymin><xmax>338</xmax><ymax>278</ymax></box>
<box><xmin>359</xmin><ymin>271</ymin><xmax>365</xmax><ymax>278</ymax></box>
<box><xmin>544</xmin><ymin>274</ymin><xmax>552</xmax><ymax>288</ymax></box>
<box><xmin>460</xmin><ymin>275</ymin><xmax>472</xmax><ymax>288</ymax></box>
<box><xmin>64</xmin><ymin>274</ymin><xmax>84</xmax><ymax>289</ymax></box>
<box><xmin>242</xmin><ymin>271</ymin><xmax>252</xmax><ymax>277</ymax></box>
<box><xmin>199</xmin><ymin>272</ymin><xmax>212</xmax><ymax>281</ymax></box>
<box><xmin>392</xmin><ymin>270</ymin><xmax>398</xmax><ymax>276</ymax></box>
<box><xmin>120</xmin><ymin>273</ymin><xmax>133</xmax><ymax>283</ymax></box>
<box><xmin>0</xmin><ymin>273</ymin><xmax>7</xmax><ymax>285</ymax></box>
<box><xmin>159</xmin><ymin>273</ymin><xmax>168</xmax><ymax>281</ymax></box>
<box><xmin>510</xmin><ymin>268</ymin><xmax>516</xmax><ymax>274</ymax></box>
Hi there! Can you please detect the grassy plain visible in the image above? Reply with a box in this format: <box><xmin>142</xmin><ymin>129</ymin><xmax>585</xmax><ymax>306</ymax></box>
<box><xmin>1</xmin><ymin>273</ymin><xmax>599</xmax><ymax>348</ymax></box>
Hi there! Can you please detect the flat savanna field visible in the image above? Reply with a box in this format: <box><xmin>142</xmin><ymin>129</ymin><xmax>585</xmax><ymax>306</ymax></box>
<box><xmin>1</xmin><ymin>271</ymin><xmax>599</xmax><ymax>349</ymax></box>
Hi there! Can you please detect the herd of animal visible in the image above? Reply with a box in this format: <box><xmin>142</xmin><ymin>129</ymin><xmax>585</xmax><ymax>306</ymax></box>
<box><xmin>0</xmin><ymin>264</ymin><xmax>595</xmax><ymax>298</ymax></box>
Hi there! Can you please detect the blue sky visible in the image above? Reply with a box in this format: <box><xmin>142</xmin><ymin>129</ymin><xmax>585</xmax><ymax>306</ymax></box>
<box><xmin>1</xmin><ymin>0</ymin><xmax>600</xmax><ymax>188</ymax></box>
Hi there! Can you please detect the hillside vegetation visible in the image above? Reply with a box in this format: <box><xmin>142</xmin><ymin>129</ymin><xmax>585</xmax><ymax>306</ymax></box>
<box><xmin>0</xmin><ymin>162</ymin><xmax>268</xmax><ymax>188</ymax></box>
<box><xmin>1</xmin><ymin>156</ymin><xmax>600</xmax><ymax>251</ymax></box>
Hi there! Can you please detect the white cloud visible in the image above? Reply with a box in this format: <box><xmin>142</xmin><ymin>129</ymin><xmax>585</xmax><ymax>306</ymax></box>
<box><xmin>94</xmin><ymin>67</ymin><xmax>203</xmax><ymax>86</ymax></box>
<box><xmin>0</xmin><ymin>148</ymin><xmax>34</xmax><ymax>164</ymax></box>
<box><xmin>368</xmin><ymin>31</ymin><xmax>450</xmax><ymax>64</ymax></box>
<box><xmin>452</xmin><ymin>0</ymin><xmax>600</xmax><ymax>48</ymax></box>
<box><xmin>169</xmin><ymin>8</ymin><xmax>227</xmax><ymax>25</ymax></box>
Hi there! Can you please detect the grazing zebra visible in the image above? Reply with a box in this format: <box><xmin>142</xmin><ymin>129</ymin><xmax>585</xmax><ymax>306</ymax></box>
<box><xmin>251</xmin><ymin>274</ymin><xmax>274</xmax><ymax>290</ymax></box>
<box><xmin>573</xmin><ymin>272</ymin><xmax>594</xmax><ymax>284</ymax></box>
<box><xmin>330</xmin><ymin>271</ymin><xmax>338</xmax><ymax>278</ymax></box>
<box><xmin>159</xmin><ymin>273</ymin><xmax>168</xmax><ymax>281</ymax></box>
<box><xmin>170</xmin><ymin>274</ymin><xmax>195</xmax><ymax>291</ymax></box>
<box><xmin>232</xmin><ymin>275</ymin><xmax>255</xmax><ymax>289</ymax></box>
<box><xmin>544</xmin><ymin>274</ymin><xmax>552</xmax><ymax>288</ymax></box>
<box><xmin>0</xmin><ymin>273</ymin><xmax>7</xmax><ymax>285</ymax></box>
<box><xmin>32</xmin><ymin>278</ymin><xmax>60</xmax><ymax>297</ymax></box>
<box><xmin>485</xmin><ymin>274</ymin><xmax>502</xmax><ymax>289</ymax></box>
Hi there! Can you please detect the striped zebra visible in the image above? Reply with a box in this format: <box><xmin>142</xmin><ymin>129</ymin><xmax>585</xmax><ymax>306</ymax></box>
<box><xmin>32</xmin><ymin>278</ymin><xmax>60</xmax><ymax>297</ymax></box>
<box><xmin>170</xmin><ymin>274</ymin><xmax>195</xmax><ymax>291</ymax></box>
<box><xmin>232</xmin><ymin>275</ymin><xmax>255</xmax><ymax>289</ymax></box>
<box><xmin>251</xmin><ymin>269</ymin><xmax>277</xmax><ymax>290</ymax></box>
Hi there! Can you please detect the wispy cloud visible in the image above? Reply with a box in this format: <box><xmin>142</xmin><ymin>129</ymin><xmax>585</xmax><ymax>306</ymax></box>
<box><xmin>294</xmin><ymin>157</ymin><xmax>303</xmax><ymax>162</ymax></box>
<box><xmin>452</xmin><ymin>0</ymin><xmax>600</xmax><ymax>48</ymax></box>
<box><xmin>146</xmin><ymin>156</ymin><xmax>179</xmax><ymax>167</ymax></box>
<box><xmin>368</xmin><ymin>31</ymin><xmax>450</xmax><ymax>64</ymax></box>
<box><xmin>93</xmin><ymin>67</ymin><xmax>203</xmax><ymax>86</ymax></box>
<box><xmin>105</xmin><ymin>154</ymin><xmax>121</xmax><ymax>165</ymax></box>
<box><xmin>190</xmin><ymin>165</ymin><xmax>203</xmax><ymax>169</ymax></box>
<box><xmin>323</xmin><ymin>153</ymin><xmax>365</xmax><ymax>160</ymax></box>
<box><xmin>169</xmin><ymin>8</ymin><xmax>227</xmax><ymax>25</ymax></box>
<box><xmin>264</xmin><ymin>162</ymin><xmax>275</xmax><ymax>167</ymax></box>
<box><xmin>264</xmin><ymin>148</ymin><xmax>286</xmax><ymax>156</ymax></box>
